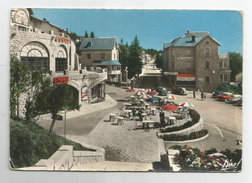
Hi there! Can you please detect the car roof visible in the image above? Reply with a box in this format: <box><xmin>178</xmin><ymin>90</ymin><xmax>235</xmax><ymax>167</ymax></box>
<box><xmin>222</xmin><ymin>92</ymin><xmax>233</xmax><ymax>95</ymax></box>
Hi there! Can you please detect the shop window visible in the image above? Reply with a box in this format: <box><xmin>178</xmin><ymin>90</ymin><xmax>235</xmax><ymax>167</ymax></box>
<box><xmin>87</xmin><ymin>53</ymin><xmax>91</xmax><ymax>59</ymax></box>
<box><xmin>171</xmin><ymin>61</ymin><xmax>174</xmax><ymax>68</ymax></box>
<box><xmin>206</xmin><ymin>61</ymin><xmax>210</xmax><ymax>68</ymax></box>
<box><xmin>101</xmin><ymin>53</ymin><xmax>105</xmax><ymax>59</ymax></box>
<box><xmin>219</xmin><ymin>61</ymin><xmax>228</xmax><ymax>68</ymax></box>
<box><xmin>205</xmin><ymin>48</ymin><xmax>210</xmax><ymax>55</ymax></box>
<box><xmin>205</xmin><ymin>76</ymin><xmax>210</xmax><ymax>84</ymax></box>
<box><xmin>187</xmin><ymin>61</ymin><xmax>191</xmax><ymax>68</ymax></box>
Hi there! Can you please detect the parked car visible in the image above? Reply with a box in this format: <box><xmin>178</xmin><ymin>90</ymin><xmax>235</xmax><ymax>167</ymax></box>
<box><xmin>235</xmin><ymin>97</ymin><xmax>242</xmax><ymax>106</ymax></box>
<box><xmin>157</xmin><ymin>87</ymin><xmax>168</xmax><ymax>96</ymax></box>
<box><xmin>225</xmin><ymin>94</ymin><xmax>242</xmax><ymax>104</ymax></box>
<box><xmin>212</xmin><ymin>91</ymin><xmax>223</xmax><ymax>98</ymax></box>
<box><xmin>172</xmin><ymin>87</ymin><xmax>187</xmax><ymax>95</ymax></box>
<box><xmin>217</xmin><ymin>92</ymin><xmax>233</xmax><ymax>101</ymax></box>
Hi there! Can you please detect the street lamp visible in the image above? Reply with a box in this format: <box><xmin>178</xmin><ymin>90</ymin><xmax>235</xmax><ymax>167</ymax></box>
<box><xmin>212</xmin><ymin>71</ymin><xmax>215</xmax><ymax>92</ymax></box>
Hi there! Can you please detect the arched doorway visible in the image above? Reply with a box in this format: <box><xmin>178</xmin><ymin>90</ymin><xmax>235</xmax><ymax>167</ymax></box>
<box><xmin>68</xmin><ymin>85</ymin><xmax>79</xmax><ymax>104</ymax></box>
<box><xmin>55</xmin><ymin>46</ymin><xmax>67</xmax><ymax>72</ymax></box>
<box><xmin>20</xmin><ymin>42</ymin><xmax>49</xmax><ymax>73</ymax></box>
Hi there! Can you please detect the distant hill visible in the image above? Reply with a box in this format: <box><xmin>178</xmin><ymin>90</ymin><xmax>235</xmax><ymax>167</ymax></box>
<box><xmin>10</xmin><ymin>117</ymin><xmax>93</xmax><ymax>168</ymax></box>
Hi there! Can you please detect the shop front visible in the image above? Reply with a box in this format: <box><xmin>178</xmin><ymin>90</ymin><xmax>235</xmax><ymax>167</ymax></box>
<box><xmin>176</xmin><ymin>73</ymin><xmax>196</xmax><ymax>86</ymax></box>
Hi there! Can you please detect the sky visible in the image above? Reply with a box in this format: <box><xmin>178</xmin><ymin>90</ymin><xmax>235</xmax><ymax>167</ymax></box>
<box><xmin>32</xmin><ymin>9</ymin><xmax>243</xmax><ymax>54</ymax></box>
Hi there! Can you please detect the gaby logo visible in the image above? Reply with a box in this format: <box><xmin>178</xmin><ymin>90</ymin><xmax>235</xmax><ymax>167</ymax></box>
<box><xmin>221</xmin><ymin>159</ymin><xmax>242</xmax><ymax>171</ymax></box>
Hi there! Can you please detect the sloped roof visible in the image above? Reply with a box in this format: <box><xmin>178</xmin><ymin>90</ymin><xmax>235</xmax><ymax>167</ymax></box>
<box><xmin>79</xmin><ymin>38</ymin><xmax>117</xmax><ymax>50</ymax></box>
<box><xmin>92</xmin><ymin>60</ymin><xmax>121</xmax><ymax>66</ymax></box>
<box><xmin>165</xmin><ymin>32</ymin><xmax>221</xmax><ymax>47</ymax></box>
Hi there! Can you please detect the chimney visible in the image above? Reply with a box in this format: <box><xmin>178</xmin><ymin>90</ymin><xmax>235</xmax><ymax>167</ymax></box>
<box><xmin>192</xmin><ymin>34</ymin><xmax>195</xmax><ymax>42</ymax></box>
<box><xmin>185</xmin><ymin>30</ymin><xmax>190</xmax><ymax>35</ymax></box>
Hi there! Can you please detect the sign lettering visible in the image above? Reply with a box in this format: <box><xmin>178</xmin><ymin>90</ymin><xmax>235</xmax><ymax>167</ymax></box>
<box><xmin>55</xmin><ymin>36</ymin><xmax>70</xmax><ymax>44</ymax></box>
<box><xmin>54</xmin><ymin>77</ymin><xmax>68</xmax><ymax>84</ymax></box>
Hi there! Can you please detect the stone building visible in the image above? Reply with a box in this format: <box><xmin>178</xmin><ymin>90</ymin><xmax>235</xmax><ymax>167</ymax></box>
<box><xmin>162</xmin><ymin>30</ymin><xmax>230</xmax><ymax>92</ymax></box>
<box><xmin>10</xmin><ymin>8</ymin><xmax>107</xmax><ymax>117</ymax></box>
<box><xmin>79</xmin><ymin>38</ymin><xmax>122</xmax><ymax>82</ymax></box>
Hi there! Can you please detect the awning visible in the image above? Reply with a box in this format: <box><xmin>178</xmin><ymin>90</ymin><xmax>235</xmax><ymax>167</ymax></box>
<box><xmin>177</xmin><ymin>73</ymin><xmax>195</xmax><ymax>81</ymax></box>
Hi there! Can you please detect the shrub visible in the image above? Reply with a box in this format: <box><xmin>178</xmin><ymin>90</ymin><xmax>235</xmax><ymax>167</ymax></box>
<box><xmin>162</xmin><ymin>129</ymin><xmax>208</xmax><ymax>141</ymax></box>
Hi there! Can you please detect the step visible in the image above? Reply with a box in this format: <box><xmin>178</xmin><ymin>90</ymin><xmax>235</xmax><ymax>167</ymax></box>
<box><xmin>70</xmin><ymin>161</ymin><xmax>153</xmax><ymax>171</ymax></box>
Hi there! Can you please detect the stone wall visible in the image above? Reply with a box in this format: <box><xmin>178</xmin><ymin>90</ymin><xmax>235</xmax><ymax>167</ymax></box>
<box><xmin>18</xmin><ymin>144</ymin><xmax>105</xmax><ymax>171</ymax></box>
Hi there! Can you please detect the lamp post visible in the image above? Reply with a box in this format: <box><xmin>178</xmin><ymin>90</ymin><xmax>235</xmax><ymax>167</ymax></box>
<box><xmin>212</xmin><ymin>70</ymin><xmax>215</xmax><ymax>92</ymax></box>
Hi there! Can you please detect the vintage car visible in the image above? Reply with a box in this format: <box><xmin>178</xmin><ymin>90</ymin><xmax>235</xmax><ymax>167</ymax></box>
<box><xmin>212</xmin><ymin>91</ymin><xmax>223</xmax><ymax>98</ymax></box>
<box><xmin>235</xmin><ymin>97</ymin><xmax>242</xmax><ymax>106</ymax></box>
<box><xmin>225</xmin><ymin>94</ymin><xmax>242</xmax><ymax>104</ymax></box>
<box><xmin>172</xmin><ymin>87</ymin><xmax>187</xmax><ymax>95</ymax></box>
<box><xmin>217</xmin><ymin>92</ymin><xmax>233</xmax><ymax>101</ymax></box>
<box><xmin>157</xmin><ymin>87</ymin><xmax>168</xmax><ymax>96</ymax></box>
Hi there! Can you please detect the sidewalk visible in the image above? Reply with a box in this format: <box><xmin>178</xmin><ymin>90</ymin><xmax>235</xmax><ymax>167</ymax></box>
<box><xmin>62</xmin><ymin>95</ymin><xmax>118</xmax><ymax>119</ymax></box>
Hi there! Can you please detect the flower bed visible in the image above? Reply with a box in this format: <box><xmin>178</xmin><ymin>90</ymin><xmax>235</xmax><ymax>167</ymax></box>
<box><xmin>169</xmin><ymin>145</ymin><xmax>242</xmax><ymax>172</ymax></box>
<box><xmin>161</xmin><ymin>129</ymin><xmax>208</xmax><ymax>141</ymax></box>
<box><xmin>161</xmin><ymin>109</ymin><xmax>200</xmax><ymax>133</ymax></box>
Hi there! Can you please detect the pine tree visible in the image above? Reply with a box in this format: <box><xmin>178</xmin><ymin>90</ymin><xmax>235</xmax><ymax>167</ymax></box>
<box><xmin>84</xmin><ymin>30</ymin><xmax>88</xmax><ymax>38</ymax></box>
<box><xmin>90</xmin><ymin>31</ymin><xmax>95</xmax><ymax>38</ymax></box>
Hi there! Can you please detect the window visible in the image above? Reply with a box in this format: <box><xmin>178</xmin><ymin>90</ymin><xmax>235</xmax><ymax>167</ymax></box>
<box><xmin>206</xmin><ymin>48</ymin><xmax>210</xmax><ymax>55</ymax></box>
<box><xmin>56</xmin><ymin>58</ymin><xmax>67</xmax><ymax>72</ymax></box>
<box><xmin>206</xmin><ymin>41</ymin><xmax>209</xmax><ymax>44</ymax></box>
<box><xmin>219</xmin><ymin>61</ymin><xmax>228</xmax><ymax>68</ymax></box>
<box><xmin>20</xmin><ymin>42</ymin><xmax>49</xmax><ymax>73</ymax></box>
<box><xmin>206</xmin><ymin>61</ymin><xmax>210</xmax><ymax>68</ymax></box>
<box><xmin>101</xmin><ymin>53</ymin><xmax>105</xmax><ymax>59</ymax></box>
<box><xmin>171</xmin><ymin>49</ymin><xmax>174</xmax><ymax>56</ymax></box>
<box><xmin>219</xmin><ymin>74</ymin><xmax>228</xmax><ymax>83</ymax></box>
<box><xmin>171</xmin><ymin>61</ymin><xmax>174</xmax><ymax>68</ymax></box>
<box><xmin>87</xmin><ymin>54</ymin><xmax>91</xmax><ymax>59</ymax></box>
<box><xmin>187</xmin><ymin>49</ymin><xmax>191</xmax><ymax>56</ymax></box>
<box><xmin>205</xmin><ymin>76</ymin><xmax>210</xmax><ymax>84</ymax></box>
<box><xmin>187</xmin><ymin>61</ymin><xmax>191</xmax><ymax>68</ymax></box>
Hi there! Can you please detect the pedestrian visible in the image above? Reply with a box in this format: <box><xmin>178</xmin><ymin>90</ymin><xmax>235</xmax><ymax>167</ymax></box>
<box><xmin>204</xmin><ymin>93</ymin><xmax>207</xmax><ymax>101</ymax></box>
<box><xmin>193</xmin><ymin>90</ymin><xmax>196</xmax><ymax>98</ymax></box>
<box><xmin>201</xmin><ymin>91</ymin><xmax>204</xmax><ymax>100</ymax></box>
<box><xmin>138</xmin><ymin>109</ymin><xmax>143</xmax><ymax>121</ymax></box>
<box><xmin>132</xmin><ymin>108</ymin><xmax>137</xmax><ymax>119</ymax></box>
<box><xmin>159</xmin><ymin>109</ymin><xmax>165</xmax><ymax>129</ymax></box>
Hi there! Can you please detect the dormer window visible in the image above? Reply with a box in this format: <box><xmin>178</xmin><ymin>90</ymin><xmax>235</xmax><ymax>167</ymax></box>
<box><xmin>84</xmin><ymin>41</ymin><xmax>92</xmax><ymax>48</ymax></box>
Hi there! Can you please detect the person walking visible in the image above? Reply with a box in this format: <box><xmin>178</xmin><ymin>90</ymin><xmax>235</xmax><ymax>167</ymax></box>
<box><xmin>201</xmin><ymin>91</ymin><xmax>204</xmax><ymax>100</ymax></box>
<box><xmin>159</xmin><ymin>110</ymin><xmax>165</xmax><ymax>130</ymax></box>
<box><xmin>193</xmin><ymin>90</ymin><xmax>196</xmax><ymax>98</ymax></box>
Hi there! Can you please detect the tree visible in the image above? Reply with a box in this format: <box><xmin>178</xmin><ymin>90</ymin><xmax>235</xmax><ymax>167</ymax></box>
<box><xmin>35</xmin><ymin>78</ymin><xmax>80</xmax><ymax>132</ymax></box>
<box><xmin>155</xmin><ymin>53</ymin><xmax>163</xmax><ymax>69</ymax></box>
<box><xmin>228</xmin><ymin>52</ymin><xmax>243</xmax><ymax>82</ymax></box>
<box><xmin>119</xmin><ymin>39</ymin><xmax>129</xmax><ymax>71</ymax></box>
<box><xmin>10</xmin><ymin>57</ymin><xmax>31</xmax><ymax>117</ymax></box>
<box><xmin>25</xmin><ymin>70</ymin><xmax>43</xmax><ymax>122</ymax></box>
<box><xmin>84</xmin><ymin>30</ymin><xmax>88</xmax><ymax>38</ymax></box>
<box><xmin>128</xmin><ymin>35</ymin><xmax>143</xmax><ymax>78</ymax></box>
<box><xmin>42</xmin><ymin>18</ymin><xmax>49</xmax><ymax>23</ymax></box>
<box><xmin>90</xmin><ymin>31</ymin><xmax>95</xmax><ymax>38</ymax></box>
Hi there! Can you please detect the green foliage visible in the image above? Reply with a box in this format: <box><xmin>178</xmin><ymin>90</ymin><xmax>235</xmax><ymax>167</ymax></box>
<box><xmin>10</xmin><ymin>57</ymin><xmax>31</xmax><ymax>116</ymax></box>
<box><xmin>128</xmin><ymin>35</ymin><xmax>143</xmax><ymax>78</ymax></box>
<box><xmin>10</xmin><ymin>117</ymin><xmax>93</xmax><ymax>168</ymax></box>
<box><xmin>162</xmin><ymin>129</ymin><xmax>208</xmax><ymax>141</ymax></box>
<box><xmin>90</xmin><ymin>31</ymin><xmax>95</xmax><ymax>38</ymax></box>
<box><xmin>84</xmin><ymin>30</ymin><xmax>88</xmax><ymax>38</ymax></box>
<box><xmin>35</xmin><ymin>79</ymin><xmax>80</xmax><ymax>132</ymax></box>
<box><xmin>143</xmin><ymin>48</ymin><xmax>162</xmax><ymax>57</ymax></box>
<box><xmin>155</xmin><ymin>53</ymin><xmax>162</xmax><ymax>69</ymax></box>
<box><xmin>69</xmin><ymin>32</ymin><xmax>81</xmax><ymax>41</ymax></box>
<box><xmin>218</xmin><ymin>83</ymin><xmax>242</xmax><ymax>95</ymax></box>
<box><xmin>228</xmin><ymin>52</ymin><xmax>243</xmax><ymax>82</ymax></box>
<box><xmin>119</xmin><ymin>39</ymin><xmax>129</xmax><ymax>71</ymax></box>
<box><xmin>42</xmin><ymin>18</ymin><xmax>49</xmax><ymax>23</ymax></box>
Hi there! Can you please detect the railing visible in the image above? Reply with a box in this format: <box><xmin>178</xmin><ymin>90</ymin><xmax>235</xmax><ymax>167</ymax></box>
<box><xmin>108</xmin><ymin>70</ymin><xmax>121</xmax><ymax>75</ymax></box>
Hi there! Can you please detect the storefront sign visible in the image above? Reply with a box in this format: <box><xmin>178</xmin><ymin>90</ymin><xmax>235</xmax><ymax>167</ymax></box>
<box><xmin>177</xmin><ymin>77</ymin><xmax>195</xmax><ymax>81</ymax></box>
<box><xmin>55</xmin><ymin>36</ymin><xmax>70</xmax><ymax>44</ymax></box>
<box><xmin>177</xmin><ymin>57</ymin><xmax>193</xmax><ymax>61</ymax></box>
<box><xmin>198</xmin><ymin>78</ymin><xmax>204</xmax><ymax>82</ymax></box>
<box><xmin>54</xmin><ymin>77</ymin><xmax>68</xmax><ymax>84</ymax></box>
<box><xmin>81</xmin><ymin>87</ymin><xmax>88</xmax><ymax>101</ymax></box>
